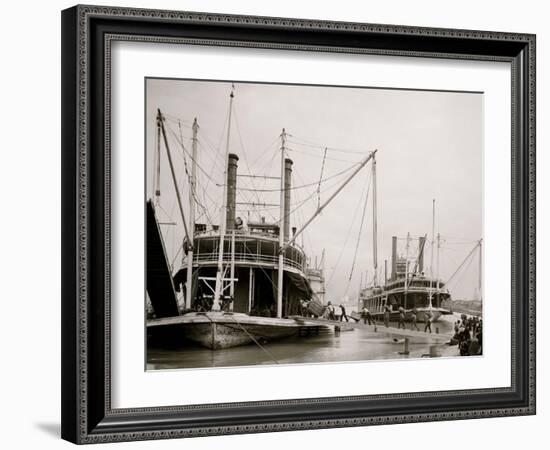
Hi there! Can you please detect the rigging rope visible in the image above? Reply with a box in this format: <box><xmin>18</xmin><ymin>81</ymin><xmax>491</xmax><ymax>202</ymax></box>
<box><xmin>199</xmin><ymin>312</ymin><xmax>280</xmax><ymax>365</ymax></box>
<box><xmin>177</xmin><ymin>121</ymin><xmax>192</xmax><ymax>181</ymax></box>
<box><xmin>348</xmin><ymin>167</ymin><xmax>372</xmax><ymax>282</ymax></box>
<box><xmin>167</xmin><ymin>125</ymin><xmax>222</xmax><ymax>187</ymax></box>
<box><xmin>168</xmin><ymin>125</ymin><xmax>216</xmax><ymax>225</ymax></box>
<box><xmin>233</xmin><ymin>110</ymin><xmax>264</xmax><ymax>211</ymax></box>
<box><xmin>153</xmin><ymin>120</ymin><xmax>161</xmax><ymax>204</ymax></box>
<box><xmin>287</xmin><ymin>135</ymin><xmax>367</xmax><ymax>155</ymax></box>
<box><xmin>286</xmin><ymin>146</ymin><xmax>361</xmax><ymax>164</ymax></box>
<box><xmin>249</xmin><ymin>135</ymin><xmax>281</xmax><ymax>168</ymax></box>
<box><xmin>227</xmin><ymin>315</ymin><xmax>280</xmax><ymax>365</ymax></box>
<box><xmin>166</xmin><ymin>120</ymin><xmax>340</xmax><ymax>230</ymax></box>
<box><xmin>162</xmin><ymin>114</ymin><xmax>194</xmax><ymax>127</ymax></box>
<box><xmin>293</xmin><ymin>168</ymin><xmax>322</xmax><ymax>215</ymax></box>
<box><xmin>446</xmin><ymin>249</ymin><xmax>476</xmax><ymax>292</ymax></box>
<box><xmin>326</xmin><ymin>168</ymin><xmax>372</xmax><ymax>288</ymax></box>
<box><xmin>317</xmin><ymin>147</ymin><xmax>327</xmax><ymax>209</ymax></box>
<box><xmin>169</xmin><ymin>108</ymin><xmax>229</xmax><ymax>218</ymax></box>
<box><xmin>292</xmin><ymin>170</ymin><xmax>313</xmax><ymax>253</ymax></box>
<box><xmin>236</xmin><ymin>162</ymin><xmax>360</xmax><ymax>192</ymax></box>
<box><xmin>165</xmin><ymin>122</ymin><xmax>225</xmax><ymax>226</ymax></box>
<box><xmin>445</xmin><ymin>241</ymin><xmax>481</xmax><ymax>287</ymax></box>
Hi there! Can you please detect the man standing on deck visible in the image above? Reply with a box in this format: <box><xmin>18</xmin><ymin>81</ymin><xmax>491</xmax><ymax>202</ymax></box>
<box><xmin>383</xmin><ymin>303</ymin><xmax>392</xmax><ymax>327</ymax></box>
<box><xmin>410</xmin><ymin>307</ymin><xmax>420</xmax><ymax>331</ymax></box>
<box><xmin>362</xmin><ymin>306</ymin><xmax>375</xmax><ymax>325</ymax></box>
<box><xmin>424</xmin><ymin>310</ymin><xmax>433</xmax><ymax>333</ymax></box>
<box><xmin>397</xmin><ymin>307</ymin><xmax>406</xmax><ymax>329</ymax></box>
<box><xmin>300</xmin><ymin>299</ymin><xmax>309</xmax><ymax>317</ymax></box>
<box><xmin>326</xmin><ymin>301</ymin><xmax>336</xmax><ymax>320</ymax></box>
<box><xmin>339</xmin><ymin>304</ymin><xmax>349</xmax><ymax>322</ymax></box>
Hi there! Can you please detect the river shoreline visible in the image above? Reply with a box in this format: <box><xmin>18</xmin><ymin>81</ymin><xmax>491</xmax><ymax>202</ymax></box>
<box><xmin>147</xmin><ymin>313</ymin><xmax>471</xmax><ymax>370</ymax></box>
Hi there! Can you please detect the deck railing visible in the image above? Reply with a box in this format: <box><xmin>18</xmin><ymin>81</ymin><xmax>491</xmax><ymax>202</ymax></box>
<box><xmin>194</xmin><ymin>251</ymin><xmax>306</xmax><ymax>272</ymax></box>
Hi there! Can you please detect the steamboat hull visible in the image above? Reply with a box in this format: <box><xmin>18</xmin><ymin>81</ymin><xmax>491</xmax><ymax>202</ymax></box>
<box><xmin>148</xmin><ymin>312</ymin><xmax>322</xmax><ymax>350</ymax></box>
<box><xmin>182</xmin><ymin>322</ymin><xmax>299</xmax><ymax>349</ymax></box>
<box><xmin>360</xmin><ymin>281</ymin><xmax>452</xmax><ymax>323</ymax></box>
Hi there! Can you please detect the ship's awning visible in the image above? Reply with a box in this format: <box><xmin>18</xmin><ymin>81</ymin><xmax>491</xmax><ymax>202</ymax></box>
<box><xmin>175</xmin><ymin>265</ymin><xmax>313</xmax><ymax>300</ymax></box>
<box><xmin>287</xmin><ymin>271</ymin><xmax>313</xmax><ymax>296</ymax></box>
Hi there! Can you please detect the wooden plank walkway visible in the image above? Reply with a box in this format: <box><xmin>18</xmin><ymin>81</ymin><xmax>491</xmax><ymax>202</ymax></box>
<box><xmin>288</xmin><ymin>316</ymin><xmax>452</xmax><ymax>342</ymax></box>
<box><xmin>147</xmin><ymin>313</ymin><xmax>452</xmax><ymax>343</ymax></box>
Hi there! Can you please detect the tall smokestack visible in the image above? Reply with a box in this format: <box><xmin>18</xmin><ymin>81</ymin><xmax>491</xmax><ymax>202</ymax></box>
<box><xmin>283</xmin><ymin>158</ymin><xmax>293</xmax><ymax>242</ymax></box>
<box><xmin>391</xmin><ymin>236</ymin><xmax>397</xmax><ymax>280</ymax></box>
<box><xmin>226</xmin><ymin>153</ymin><xmax>239</xmax><ymax>230</ymax></box>
<box><xmin>418</xmin><ymin>236</ymin><xmax>426</xmax><ymax>273</ymax></box>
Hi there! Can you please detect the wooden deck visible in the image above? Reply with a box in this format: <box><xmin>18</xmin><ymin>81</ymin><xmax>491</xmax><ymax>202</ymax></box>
<box><xmin>288</xmin><ymin>316</ymin><xmax>452</xmax><ymax>342</ymax></box>
<box><xmin>148</xmin><ymin>312</ymin><xmax>324</xmax><ymax>329</ymax></box>
<box><xmin>147</xmin><ymin>312</ymin><xmax>329</xmax><ymax>349</ymax></box>
<box><xmin>147</xmin><ymin>312</ymin><xmax>453</xmax><ymax>345</ymax></box>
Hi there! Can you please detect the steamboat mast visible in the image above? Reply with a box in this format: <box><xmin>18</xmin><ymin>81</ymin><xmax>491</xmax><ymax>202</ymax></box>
<box><xmin>404</xmin><ymin>232</ymin><xmax>410</xmax><ymax>309</ymax></box>
<box><xmin>212</xmin><ymin>87</ymin><xmax>235</xmax><ymax>310</ymax></box>
<box><xmin>156</xmin><ymin>109</ymin><xmax>191</xmax><ymax>247</ymax></box>
<box><xmin>185</xmin><ymin>118</ymin><xmax>198</xmax><ymax>309</ymax></box>
<box><xmin>277</xmin><ymin>129</ymin><xmax>287</xmax><ymax>318</ymax></box>
<box><xmin>436</xmin><ymin>232</ymin><xmax>441</xmax><ymax>306</ymax></box>
<box><xmin>428</xmin><ymin>199</ymin><xmax>435</xmax><ymax>309</ymax></box>
<box><xmin>372</xmin><ymin>153</ymin><xmax>378</xmax><ymax>287</ymax></box>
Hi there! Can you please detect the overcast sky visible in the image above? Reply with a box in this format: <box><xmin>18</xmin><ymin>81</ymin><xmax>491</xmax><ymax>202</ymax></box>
<box><xmin>146</xmin><ymin>78</ymin><xmax>483</xmax><ymax>302</ymax></box>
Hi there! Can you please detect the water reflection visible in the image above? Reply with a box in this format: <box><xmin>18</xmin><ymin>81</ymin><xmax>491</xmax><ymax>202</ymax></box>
<box><xmin>147</xmin><ymin>314</ymin><xmax>461</xmax><ymax>370</ymax></box>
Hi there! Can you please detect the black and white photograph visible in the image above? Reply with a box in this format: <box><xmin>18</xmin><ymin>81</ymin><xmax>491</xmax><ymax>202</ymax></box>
<box><xmin>145</xmin><ymin>78</ymin><xmax>484</xmax><ymax>369</ymax></box>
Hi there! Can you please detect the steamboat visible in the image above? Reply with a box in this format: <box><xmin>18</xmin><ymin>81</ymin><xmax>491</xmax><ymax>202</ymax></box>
<box><xmin>357</xmin><ymin>198</ymin><xmax>482</xmax><ymax>323</ymax></box>
<box><xmin>358</xmin><ymin>234</ymin><xmax>452</xmax><ymax>323</ymax></box>
<box><xmin>146</xmin><ymin>86</ymin><xmax>374</xmax><ymax>349</ymax></box>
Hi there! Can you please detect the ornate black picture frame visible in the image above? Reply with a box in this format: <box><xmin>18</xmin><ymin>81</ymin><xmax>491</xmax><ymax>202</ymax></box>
<box><xmin>61</xmin><ymin>4</ymin><xmax>536</xmax><ymax>444</ymax></box>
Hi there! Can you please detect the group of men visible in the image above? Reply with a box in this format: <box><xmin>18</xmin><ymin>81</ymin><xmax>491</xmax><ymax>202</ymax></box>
<box><xmin>361</xmin><ymin>304</ymin><xmax>434</xmax><ymax>332</ymax></box>
<box><xmin>299</xmin><ymin>300</ymin><xmax>351</xmax><ymax>321</ymax></box>
<box><xmin>300</xmin><ymin>298</ymin><xmax>483</xmax><ymax>357</ymax></box>
<box><xmin>301</xmin><ymin>300</ymin><xmax>436</xmax><ymax>334</ymax></box>
<box><xmin>452</xmin><ymin>314</ymin><xmax>483</xmax><ymax>356</ymax></box>
<box><xmin>323</xmin><ymin>301</ymin><xmax>349</xmax><ymax>321</ymax></box>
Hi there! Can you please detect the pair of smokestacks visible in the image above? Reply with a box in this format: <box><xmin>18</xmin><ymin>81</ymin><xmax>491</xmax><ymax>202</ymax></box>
<box><xmin>225</xmin><ymin>153</ymin><xmax>293</xmax><ymax>241</ymax></box>
<box><xmin>390</xmin><ymin>235</ymin><xmax>426</xmax><ymax>280</ymax></box>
